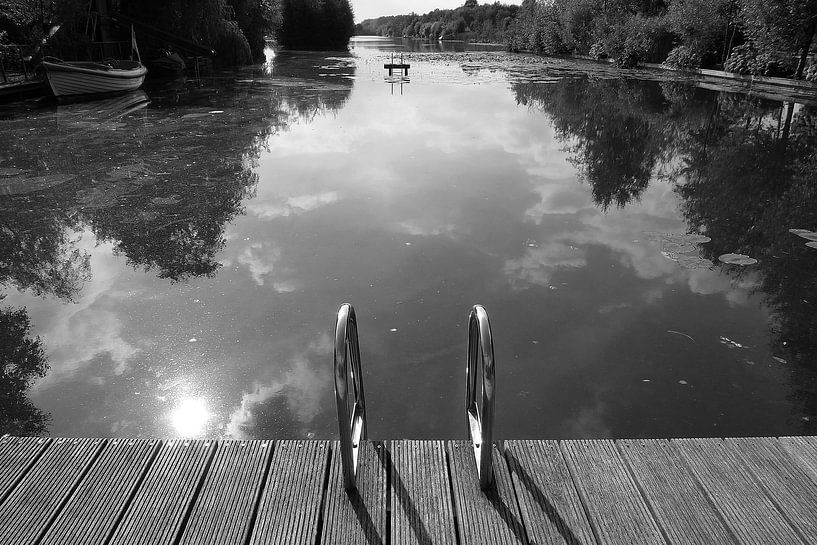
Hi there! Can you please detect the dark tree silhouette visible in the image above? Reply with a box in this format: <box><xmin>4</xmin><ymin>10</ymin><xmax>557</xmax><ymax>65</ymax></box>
<box><xmin>276</xmin><ymin>0</ymin><xmax>355</xmax><ymax>50</ymax></box>
<box><xmin>0</xmin><ymin>301</ymin><xmax>50</xmax><ymax>436</ymax></box>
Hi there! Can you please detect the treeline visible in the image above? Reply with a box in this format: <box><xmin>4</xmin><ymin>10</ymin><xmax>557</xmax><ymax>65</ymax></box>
<box><xmin>355</xmin><ymin>0</ymin><xmax>519</xmax><ymax>44</ymax></box>
<box><xmin>506</xmin><ymin>0</ymin><xmax>817</xmax><ymax>78</ymax></box>
<box><xmin>276</xmin><ymin>0</ymin><xmax>354</xmax><ymax>50</ymax></box>
<box><xmin>0</xmin><ymin>0</ymin><xmax>355</xmax><ymax>66</ymax></box>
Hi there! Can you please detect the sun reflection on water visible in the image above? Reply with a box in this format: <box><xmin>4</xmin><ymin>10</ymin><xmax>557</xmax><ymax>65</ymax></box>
<box><xmin>169</xmin><ymin>397</ymin><xmax>210</xmax><ymax>437</ymax></box>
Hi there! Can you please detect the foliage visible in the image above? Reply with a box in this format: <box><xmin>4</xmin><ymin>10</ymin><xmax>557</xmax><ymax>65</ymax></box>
<box><xmin>356</xmin><ymin>1</ymin><xmax>519</xmax><ymax>45</ymax></box>
<box><xmin>276</xmin><ymin>0</ymin><xmax>355</xmax><ymax>50</ymax></box>
<box><xmin>600</xmin><ymin>14</ymin><xmax>673</xmax><ymax>67</ymax></box>
<box><xmin>555</xmin><ymin>0</ymin><xmax>601</xmax><ymax>53</ymax></box>
<box><xmin>228</xmin><ymin>0</ymin><xmax>281</xmax><ymax>61</ymax></box>
<box><xmin>724</xmin><ymin>42</ymin><xmax>796</xmax><ymax>75</ymax></box>
<box><xmin>588</xmin><ymin>40</ymin><xmax>607</xmax><ymax>59</ymax></box>
<box><xmin>665</xmin><ymin>0</ymin><xmax>734</xmax><ymax>63</ymax></box>
<box><xmin>737</xmin><ymin>0</ymin><xmax>817</xmax><ymax>77</ymax></box>
<box><xmin>806</xmin><ymin>62</ymin><xmax>817</xmax><ymax>81</ymax></box>
<box><xmin>120</xmin><ymin>0</ymin><xmax>269</xmax><ymax>65</ymax></box>
<box><xmin>663</xmin><ymin>44</ymin><xmax>702</xmax><ymax>68</ymax></box>
<box><xmin>0</xmin><ymin>302</ymin><xmax>50</xmax><ymax>436</ymax></box>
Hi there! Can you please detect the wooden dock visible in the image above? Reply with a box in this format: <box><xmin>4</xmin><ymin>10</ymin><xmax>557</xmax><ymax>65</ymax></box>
<box><xmin>1</xmin><ymin>435</ymin><xmax>817</xmax><ymax>544</ymax></box>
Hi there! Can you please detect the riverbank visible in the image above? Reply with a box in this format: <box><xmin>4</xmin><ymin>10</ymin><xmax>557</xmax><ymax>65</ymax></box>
<box><xmin>564</xmin><ymin>53</ymin><xmax>817</xmax><ymax>104</ymax></box>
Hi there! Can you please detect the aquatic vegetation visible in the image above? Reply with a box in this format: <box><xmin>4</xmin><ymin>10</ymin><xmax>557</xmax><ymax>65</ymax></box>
<box><xmin>718</xmin><ymin>253</ymin><xmax>759</xmax><ymax>266</ymax></box>
<box><xmin>789</xmin><ymin>229</ymin><xmax>817</xmax><ymax>242</ymax></box>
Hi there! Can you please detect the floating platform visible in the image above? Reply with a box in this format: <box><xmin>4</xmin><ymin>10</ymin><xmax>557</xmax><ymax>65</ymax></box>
<box><xmin>1</xmin><ymin>435</ymin><xmax>816</xmax><ymax>544</ymax></box>
<box><xmin>385</xmin><ymin>63</ymin><xmax>410</xmax><ymax>76</ymax></box>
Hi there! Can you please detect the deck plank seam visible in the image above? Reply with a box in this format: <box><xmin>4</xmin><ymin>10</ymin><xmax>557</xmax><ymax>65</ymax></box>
<box><xmin>313</xmin><ymin>440</ymin><xmax>334</xmax><ymax>545</ymax></box>
<box><xmin>385</xmin><ymin>441</ymin><xmax>392</xmax><ymax>545</ymax></box>
<box><xmin>666</xmin><ymin>439</ymin><xmax>742</xmax><ymax>545</ymax></box>
<box><xmin>0</xmin><ymin>437</ymin><xmax>52</xmax><ymax>510</ymax></box>
<box><xmin>558</xmin><ymin>440</ymin><xmax>606</xmax><ymax>545</ymax></box>
<box><xmin>443</xmin><ymin>441</ymin><xmax>463</xmax><ymax>545</ymax></box>
<box><xmin>726</xmin><ymin>438</ymin><xmax>810</xmax><ymax>545</ymax></box>
<box><xmin>168</xmin><ymin>441</ymin><xmax>218</xmax><ymax>545</ymax></box>
<box><xmin>33</xmin><ymin>438</ymin><xmax>107</xmax><ymax>545</ymax></box>
<box><xmin>614</xmin><ymin>439</ymin><xmax>673</xmax><ymax>545</ymax></box>
<box><xmin>98</xmin><ymin>440</ymin><xmax>164</xmax><ymax>545</ymax></box>
<box><xmin>239</xmin><ymin>441</ymin><xmax>276</xmax><ymax>545</ymax></box>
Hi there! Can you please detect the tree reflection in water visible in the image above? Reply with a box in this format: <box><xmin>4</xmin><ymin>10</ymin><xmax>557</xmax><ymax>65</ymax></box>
<box><xmin>514</xmin><ymin>77</ymin><xmax>817</xmax><ymax>420</ymax></box>
<box><xmin>0</xmin><ymin>300</ymin><xmax>50</xmax><ymax>435</ymax></box>
<box><xmin>0</xmin><ymin>52</ymin><xmax>356</xmax><ymax>434</ymax></box>
<box><xmin>514</xmin><ymin>78</ymin><xmax>669</xmax><ymax>210</ymax></box>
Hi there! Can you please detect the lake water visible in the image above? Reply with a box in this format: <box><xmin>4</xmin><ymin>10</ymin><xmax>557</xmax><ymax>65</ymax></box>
<box><xmin>1</xmin><ymin>37</ymin><xmax>816</xmax><ymax>440</ymax></box>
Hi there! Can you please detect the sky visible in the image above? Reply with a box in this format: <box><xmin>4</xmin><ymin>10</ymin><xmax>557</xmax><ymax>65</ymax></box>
<box><xmin>351</xmin><ymin>0</ymin><xmax>521</xmax><ymax>23</ymax></box>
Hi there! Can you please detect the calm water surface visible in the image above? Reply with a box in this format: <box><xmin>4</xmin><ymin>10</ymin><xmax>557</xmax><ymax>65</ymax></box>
<box><xmin>1</xmin><ymin>38</ymin><xmax>816</xmax><ymax>440</ymax></box>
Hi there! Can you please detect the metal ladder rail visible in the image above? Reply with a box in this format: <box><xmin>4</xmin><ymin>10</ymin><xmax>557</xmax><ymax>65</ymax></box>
<box><xmin>333</xmin><ymin>303</ymin><xmax>368</xmax><ymax>491</ymax></box>
<box><xmin>466</xmin><ymin>304</ymin><xmax>496</xmax><ymax>489</ymax></box>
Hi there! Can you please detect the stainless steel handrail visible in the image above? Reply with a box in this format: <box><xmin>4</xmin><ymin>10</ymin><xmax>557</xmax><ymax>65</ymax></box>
<box><xmin>466</xmin><ymin>304</ymin><xmax>496</xmax><ymax>489</ymax></box>
<box><xmin>334</xmin><ymin>303</ymin><xmax>368</xmax><ymax>491</ymax></box>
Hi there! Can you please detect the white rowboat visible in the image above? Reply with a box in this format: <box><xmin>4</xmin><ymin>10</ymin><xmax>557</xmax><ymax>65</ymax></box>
<box><xmin>42</xmin><ymin>59</ymin><xmax>147</xmax><ymax>98</ymax></box>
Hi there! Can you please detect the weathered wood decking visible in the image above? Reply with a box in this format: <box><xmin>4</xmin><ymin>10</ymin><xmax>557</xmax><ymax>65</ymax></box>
<box><xmin>1</xmin><ymin>435</ymin><xmax>817</xmax><ymax>544</ymax></box>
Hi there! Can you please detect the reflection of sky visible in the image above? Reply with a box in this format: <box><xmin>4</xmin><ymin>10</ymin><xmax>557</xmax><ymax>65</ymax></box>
<box><xmin>2</xmin><ymin>47</ymin><xmax>810</xmax><ymax>439</ymax></box>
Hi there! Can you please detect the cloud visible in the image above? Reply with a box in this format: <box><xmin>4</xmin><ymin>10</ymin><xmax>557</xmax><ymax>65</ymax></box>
<box><xmin>236</xmin><ymin>242</ymin><xmax>300</xmax><ymax>291</ymax></box>
<box><xmin>504</xmin><ymin>241</ymin><xmax>586</xmax><ymax>288</ymax></box>
<box><xmin>248</xmin><ymin>191</ymin><xmax>339</xmax><ymax>219</ymax></box>
<box><xmin>225</xmin><ymin>333</ymin><xmax>332</xmax><ymax>438</ymax></box>
<box><xmin>11</xmin><ymin>232</ymin><xmax>142</xmax><ymax>390</ymax></box>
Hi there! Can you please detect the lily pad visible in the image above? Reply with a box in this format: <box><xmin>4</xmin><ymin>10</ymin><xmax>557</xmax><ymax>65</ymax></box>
<box><xmin>789</xmin><ymin>229</ymin><xmax>817</xmax><ymax>242</ymax></box>
<box><xmin>718</xmin><ymin>253</ymin><xmax>758</xmax><ymax>266</ymax></box>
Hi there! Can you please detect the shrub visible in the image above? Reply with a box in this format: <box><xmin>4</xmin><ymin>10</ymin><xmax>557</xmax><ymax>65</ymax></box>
<box><xmin>805</xmin><ymin>63</ymin><xmax>817</xmax><ymax>82</ymax></box>
<box><xmin>602</xmin><ymin>15</ymin><xmax>670</xmax><ymax>68</ymax></box>
<box><xmin>724</xmin><ymin>43</ymin><xmax>797</xmax><ymax>77</ymax></box>
<box><xmin>663</xmin><ymin>44</ymin><xmax>702</xmax><ymax>69</ymax></box>
<box><xmin>589</xmin><ymin>41</ymin><xmax>607</xmax><ymax>59</ymax></box>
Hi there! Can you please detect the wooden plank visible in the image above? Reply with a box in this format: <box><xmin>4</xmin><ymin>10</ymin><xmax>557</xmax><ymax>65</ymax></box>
<box><xmin>780</xmin><ymin>436</ymin><xmax>817</xmax><ymax>479</ymax></box>
<box><xmin>506</xmin><ymin>440</ymin><xmax>597</xmax><ymax>545</ymax></box>
<box><xmin>249</xmin><ymin>440</ymin><xmax>329</xmax><ymax>545</ymax></box>
<box><xmin>38</xmin><ymin>439</ymin><xmax>160</xmax><ymax>545</ymax></box>
<box><xmin>388</xmin><ymin>440</ymin><xmax>457</xmax><ymax>545</ymax></box>
<box><xmin>0</xmin><ymin>437</ymin><xmax>104</xmax><ymax>545</ymax></box>
<box><xmin>447</xmin><ymin>440</ymin><xmax>528</xmax><ymax>544</ymax></box>
<box><xmin>180</xmin><ymin>440</ymin><xmax>272</xmax><ymax>545</ymax></box>
<box><xmin>0</xmin><ymin>435</ymin><xmax>50</xmax><ymax>506</ymax></box>
<box><xmin>560</xmin><ymin>439</ymin><xmax>665</xmax><ymax>545</ymax></box>
<box><xmin>674</xmin><ymin>438</ymin><xmax>803</xmax><ymax>545</ymax></box>
<box><xmin>726</xmin><ymin>437</ymin><xmax>817</xmax><ymax>542</ymax></box>
<box><xmin>321</xmin><ymin>440</ymin><xmax>388</xmax><ymax>545</ymax></box>
<box><xmin>618</xmin><ymin>439</ymin><xmax>735</xmax><ymax>545</ymax></box>
<box><xmin>108</xmin><ymin>439</ymin><xmax>215</xmax><ymax>545</ymax></box>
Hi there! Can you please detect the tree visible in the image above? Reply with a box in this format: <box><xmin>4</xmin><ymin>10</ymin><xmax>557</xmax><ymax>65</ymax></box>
<box><xmin>276</xmin><ymin>0</ymin><xmax>355</xmax><ymax>50</ymax></box>
<box><xmin>0</xmin><ymin>302</ymin><xmax>50</xmax><ymax>436</ymax></box>
<box><xmin>739</xmin><ymin>0</ymin><xmax>817</xmax><ymax>78</ymax></box>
